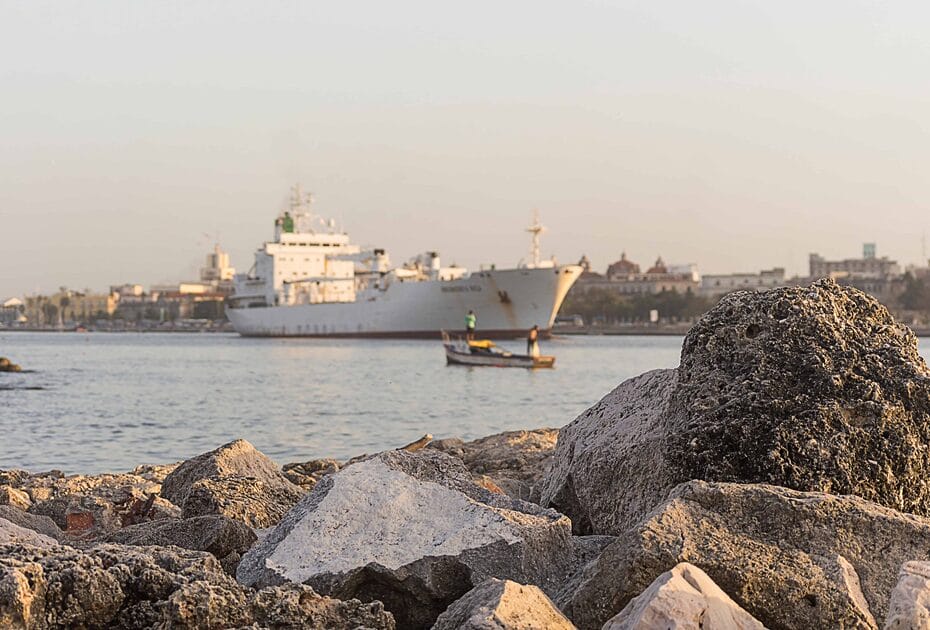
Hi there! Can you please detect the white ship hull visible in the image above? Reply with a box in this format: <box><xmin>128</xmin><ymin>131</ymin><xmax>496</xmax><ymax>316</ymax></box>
<box><xmin>227</xmin><ymin>266</ymin><xmax>581</xmax><ymax>338</ymax></box>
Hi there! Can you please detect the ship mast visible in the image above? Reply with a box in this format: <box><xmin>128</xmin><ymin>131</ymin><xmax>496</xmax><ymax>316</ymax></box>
<box><xmin>289</xmin><ymin>183</ymin><xmax>315</xmax><ymax>232</ymax></box>
<box><xmin>526</xmin><ymin>210</ymin><xmax>546</xmax><ymax>268</ymax></box>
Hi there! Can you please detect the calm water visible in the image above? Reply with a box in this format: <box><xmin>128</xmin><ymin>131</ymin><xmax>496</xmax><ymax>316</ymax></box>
<box><xmin>11</xmin><ymin>330</ymin><xmax>916</xmax><ymax>475</ymax></box>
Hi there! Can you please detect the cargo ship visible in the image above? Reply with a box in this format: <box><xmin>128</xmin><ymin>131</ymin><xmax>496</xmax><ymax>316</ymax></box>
<box><xmin>226</xmin><ymin>186</ymin><xmax>582</xmax><ymax>338</ymax></box>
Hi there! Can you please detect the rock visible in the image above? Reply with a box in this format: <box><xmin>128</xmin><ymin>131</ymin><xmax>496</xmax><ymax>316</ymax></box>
<box><xmin>247</xmin><ymin>583</ymin><xmax>395</xmax><ymax>629</ymax></box>
<box><xmin>0</xmin><ymin>543</ymin><xmax>232</xmax><ymax>628</ymax></box>
<box><xmin>0</xmin><ymin>518</ymin><xmax>57</xmax><ymax>548</ymax></box>
<box><xmin>558</xmin><ymin>481</ymin><xmax>916</xmax><ymax>629</ymax></box>
<box><xmin>433</xmin><ymin>578</ymin><xmax>575</xmax><ymax>629</ymax></box>
<box><xmin>16</xmin><ymin>468</ymin><xmax>179</xmax><ymax>541</ymax></box>
<box><xmin>885</xmin><ymin>561</ymin><xmax>930</xmax><ymax>629</ymax></box>
<box><xmin>0</xmin><ymin>357</ymin><xmax>22</xmax><ymax>372</ymax></box>
<box><xmin>160</xmin><ymin>439</ymin><xmax>300</xmax><ymax>507</ymax></box>
<box><xmin>542</xmin><ymin>369</ymin><xmax>677</xmax><ymax>534</ymax></box>
<box><xmin>0</xmin><ymin>470</ymin><xmax>30</xmax><ymax>488</ymax></box>
<box><xmin>129</xmin><ymin>462</ymin><xmax>180</xmax><ymax>485</ymax></box>
<box><xmin>283</xmin><ymin>459</ymin><xmax>341</xmax><ymax>490</ymax></box>
<box><xmin>543</xmin><ymin>279</ymin><xmax>930</xmax><ymax>534</ymax></box>
<box><xmin>17</xmin><ymin>470</ymin><xmax>160</xmax><ymax>504</ymax></box>
<box><xmin>181</xmin><ymin>474</ymin><xmax>304</xmax><ymax>529</ymax></box>
<box><xmin>26</xmin><ymin>490</ymin><xmax>177</xmax><ymax>540</ymax></box>
<box><xmin>602</xmin><ymin>562</ymin><xmax>765</xmax><ymax>630</ymax></box>
<box><xmin>430</xmin><ymin>428</ymin><xmax>559</xmax><ymax>503</ymax></box>
<box><xmin>0</xmin><ymin>542</ymin><xmax>394</xmax><ymax>629</ymax></box>
<box><xmin>0</xmin><ymin>505</ymin><xmax>62</xmax><ymax>540</ymax></box>
<box><xmin>237</xmin><ymin>449</ymin><xmax>573</xmax><ymax>629</ymax></box>
<box><xmin>104</xmin><ymin>515</ymin><xmax>257</xmax><ymax>574</ymax></box>
<box><xmin>0</xmin><ymin>486</ymin><xmax>31</xmax><ymax>511</ymax></box>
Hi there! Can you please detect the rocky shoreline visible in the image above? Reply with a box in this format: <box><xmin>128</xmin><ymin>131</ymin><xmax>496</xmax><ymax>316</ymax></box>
<box><xmin>4</xmin><ymin>278</ymin><xmax>930</xmax><ymax>628</ymax></box>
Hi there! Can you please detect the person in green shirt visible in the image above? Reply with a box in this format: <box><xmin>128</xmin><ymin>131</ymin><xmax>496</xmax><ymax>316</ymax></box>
<box><xmin>465</xmin><ymin>310</ymin><xmax>477</xmax><ymax>340</ymax></box>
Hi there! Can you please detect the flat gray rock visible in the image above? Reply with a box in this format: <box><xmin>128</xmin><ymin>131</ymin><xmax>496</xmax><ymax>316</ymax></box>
<box><xmin>238</xmin><ymin>449</ymin><xmax>573</xmax><ymax>629</ymax></box>
<box><xmin>0</xmin><ymin>517</ymin><xmax>57</xmax><ymax>548</ymax></box>
<box><xmin>0</xmin><ymin>505</ymin><xmax>62</xmax><ymax>540</ymax></box>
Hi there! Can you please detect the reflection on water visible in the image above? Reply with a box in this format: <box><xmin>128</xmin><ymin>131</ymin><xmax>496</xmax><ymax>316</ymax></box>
<box><xmin>3</xmin><ymin>332</ymin><xmax>684</xmax><ymax>472</ymax></box>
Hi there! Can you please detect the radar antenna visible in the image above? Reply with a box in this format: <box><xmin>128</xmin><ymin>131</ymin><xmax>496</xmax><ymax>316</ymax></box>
<box><xmin>526</xmin><ymin>210</ymin><xmax>546</xmax><ymax>268</ymax></box>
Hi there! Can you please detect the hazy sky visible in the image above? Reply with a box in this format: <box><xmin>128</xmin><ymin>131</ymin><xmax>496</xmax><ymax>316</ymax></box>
<box><xmin>2</xmin><ymin>1</ymin><xmax>929</xmax><ymax>297</ymax></box>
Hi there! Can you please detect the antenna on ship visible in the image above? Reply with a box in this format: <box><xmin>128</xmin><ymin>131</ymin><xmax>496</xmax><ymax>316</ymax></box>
<box><xmin>526</xmin><ymin>210</ymin><xmax>546</xmax><ymax>268</ymax></box>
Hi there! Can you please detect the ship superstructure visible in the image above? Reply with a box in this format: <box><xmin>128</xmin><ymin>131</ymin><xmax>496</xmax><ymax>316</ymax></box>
<box><xmin>226</xmin><ymin>186</ymin><xmax>581</xmax><ymax>338</ymax></box>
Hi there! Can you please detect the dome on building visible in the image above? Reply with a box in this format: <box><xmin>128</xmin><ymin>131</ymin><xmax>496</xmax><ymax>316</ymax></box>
<box><xmin>607</xmin><ymin>252</ymin><xmax>641</xmax><ymax>277</ymax></box>
<box><xmin>646</xmin><ymin>256</ymin><xmax>668</xmax><ymax>274</ymax></box>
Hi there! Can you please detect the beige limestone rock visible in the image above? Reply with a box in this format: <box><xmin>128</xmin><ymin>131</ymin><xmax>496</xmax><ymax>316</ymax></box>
<box><xmin>160</xmin><ymin>439</ymin><xmax>298</xmax><ymax>507</ymax></box>
<box><xmin>0</xmin><ymin>486</ymin><xmax>31</xmax><ymax>511</ymax></box>
<box><xmin>602</xmin><ymin>562</ymin><xmax>765</xmax><ymax>630</ymax></box>
<box><xmin>0</xmin><ymin>542</ymin><xmax>395</xmax><ymax>629</ymax></box>
<box><xmin>430</xmin><ymin>428</ymin><xmax>559</xmax><ymax>503</ymax></box>
<box><xmin>181</xmin><ymin>474</ymin><xmax>304</xmax><ymax>529</ymax></box>
<box><xmin>885</xmin><ymin>561</ymin><xmax>930</xmax><ymax>629</ymax></box>
<box><xmin>433</xmin><ymin>578</ymin><xmax>576</xmax><ymax>629</ymax></box>
<box><xmin>560</xmin><ymin>481</ymin><xmax>906</xmax><ymax>629</ymax></box>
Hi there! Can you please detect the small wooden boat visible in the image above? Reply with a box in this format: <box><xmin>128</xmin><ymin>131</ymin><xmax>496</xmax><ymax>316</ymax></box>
<box><xmin>441</xmin><ymin>332</ymin><xmax>555</xmax><ymax>368</ymax></box>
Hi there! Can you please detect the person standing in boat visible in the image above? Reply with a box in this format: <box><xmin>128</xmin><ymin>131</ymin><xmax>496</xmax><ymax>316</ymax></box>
<box><xmin>527</xmin><ymin>325</ymin><xmax>540</xmax><ymax>357</ymax></box>
<box><xmin>465</xmin><ymin>310</ymin><xmax>477</xmax><ymax>340</ymax></box>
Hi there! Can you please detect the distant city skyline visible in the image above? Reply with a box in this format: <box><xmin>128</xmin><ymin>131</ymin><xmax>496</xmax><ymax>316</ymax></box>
<box><xmin>3</xmin><ymin>1</ymin><xmax>930</xmax><ymax>297</ymax></box>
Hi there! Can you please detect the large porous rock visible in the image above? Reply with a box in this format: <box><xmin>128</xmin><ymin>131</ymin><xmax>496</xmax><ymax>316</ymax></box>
<box><xmin>602</xmin><ymin>562</ymin><xmax>764</xmax><ymax>630</ymax></box>
<box><xmin>245</xmin><ymin>583</ymin><xmax>395</xmax><ymax>629</ymax></box>
<box><xmin>0</xmin><ymin>518</ymin><xmax>57</xmax><ymax>548</ymax></box>
<box><xmin>0</xmin><ymin>506</ymin><xmax>62</xmax><ymax>541</ymax></box>
<box><xmin>161</xmin><ymin>439</ymin><xmax>296</xmax><ymax>505</ymax></box>
<box><xmin>0</xmin><ymin>542</ymin><xmax>395</xmax><ymax>629</ymax></box>
<box><xmin>160</xmin><ymin>439</ymin><xmax>304</xmax><ymax>528</ymax></box>
<box><xmin>0</xmin><ymin>542</ymin><xmax>234</xmax><ymax>628</ymax></box>
<box><xmin>181</xmin><ymin>474</ymin><xmax>304</xmax><ymax>529</ymax></box>
<box><xmin>557</xmin><ymin>481</ymin><xmax>930</xmax><ymax>629</ymax></box>
<box><xmin>429</xmin><ymin>428</ymin><xmax>559</xmax><ymax>503</ymax></box>
<box><xmin>104</xmin><ymin>514</ymin><xmax>256</xmax><ymax>574</ymax></box>
<box><xmin>237</xmin><ymin>449</ymin><xmax>573</xmax><ymax>629</ymax></box>
<box><xmin>433</xmin><ymin>578</ymin><xmax>576</xmax><ymax>629</ymax></box>
<box><xmin>885</xmin><ymin>561</ymin><xmax>930</xmax><ymax>629</ymax></box>
<box><xmin>543</xmin><ymin>279</ymin><xmax>930</xmax><ymax>534</ymax></box>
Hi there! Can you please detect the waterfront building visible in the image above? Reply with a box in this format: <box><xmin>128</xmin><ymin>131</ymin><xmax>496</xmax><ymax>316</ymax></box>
<box><xmin>110</xmin><ymin>284</ymin><xmax>144</xmax><ymax>298</ymax></box>
<box><xmin>23</xmin><ymin>289</ymin><xmax>118</xmax><ymax>326</ymax></box>
<box><xmin>699</xmin><ymin>268</ymin><xmax>787</xmax><ymax>298</ymax></box>
<box><xmin>809</xmin><ymin>244</ymin><xmax>900</xmax><ymax>279</ymax></box>
<box><xmin>0</xmin><ymin>298</ymin><xmax>25</xmax><ymax>326</ymax></box>
<box><xmin>606</xmin><ymin>252</ymin><xmax>641</xmax><ymax>279</ymax></box>
<box><xmin>576</xmin><ymin>253</ymin><xmax>700</xmax><ymax>295</ymax></box>
<box><xmin>200</xmin><ymin>244</ymin><xmax>236</xmax><ymax>293</ymax></box>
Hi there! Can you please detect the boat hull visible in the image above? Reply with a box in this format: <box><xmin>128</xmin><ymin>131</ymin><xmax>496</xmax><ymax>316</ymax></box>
<box><xmin>444</xmin><ymin>347</ymin><xmax>555</xmax><ymax>368</ymax></box>
<box><xmin>227</xmin><ymin>265</ymin><xmax>581</xmax><ymax>338</ymax></box>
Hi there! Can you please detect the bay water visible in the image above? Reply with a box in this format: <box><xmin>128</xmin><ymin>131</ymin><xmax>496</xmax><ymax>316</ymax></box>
<box><xmin>4</xmin><ymin>331</ymin><xmax>915</xmax><ymax>474</ymax></box>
